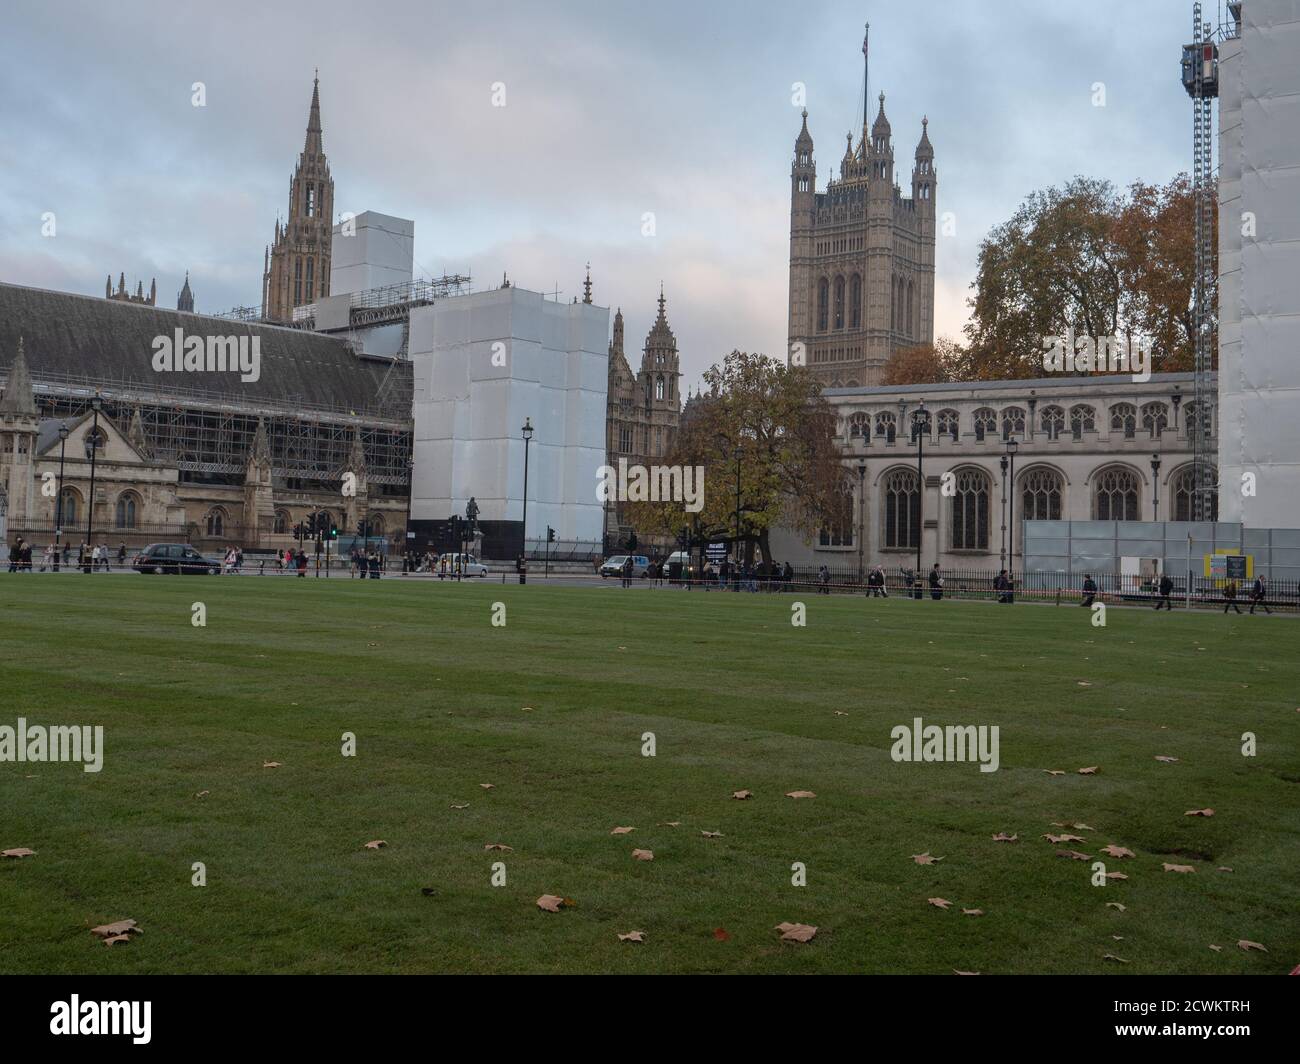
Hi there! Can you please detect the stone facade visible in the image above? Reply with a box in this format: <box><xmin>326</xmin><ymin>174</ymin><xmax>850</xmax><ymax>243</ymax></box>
<box><xmin>105</xmin><ymin>272</ymin><xmax>156</xmax><ymax>306</ymax></box>
<box><xmin>767</xmin><ymin>373</ymin><xmax>1214</xmax><ymax>573</ymax></box>
<box><xmin>263</xmin><ymin>76</ymin><xmax>333</xmax><ymax>323</ymax></box>
<box><xmin>787</xmin><ymin>35</ymin><xmax>936</xmax><ymax>389</ymax></box>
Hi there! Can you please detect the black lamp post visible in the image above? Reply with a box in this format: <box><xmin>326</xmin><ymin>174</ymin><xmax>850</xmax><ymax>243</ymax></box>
<box><xmin>911</xmin><ymin>401</ymin><xmax>927</xmax><ymax>578</ymax></box>
<box><xmin>1005</xmin><ymin>436</ymin><xmax>1019</xmax><ymax>569</ymax></box>
<box><xmin>520</xmin><ymin>417</ymin><xmax>534</xmax><ymax>560</ymax></box>
<box><xmin>856</xmin><ymin>460</ymin><xmax>866</xmax><ymax>585</ymax></box>
<box><xmin>84</xmin><ymin>395</ymin><xmax>102</xmax><ymax>571</ymax></box>
<box><xmin>1151</xmin><ymin>453</ymin><xmax>1162</xmax><ymax>521</ymax></box>
<box><xmin>1171</xmin><ymin>385</ymin><xmax>1182</xmax><ymax>431</ymax></box>
<box><xmin>403</xmin><ymin>455</ymin><xmax>414</xmax><ymax>572</ymax></box>
<box><xmin>55</xmin><ymin>422</ymin><xmax>69</xmax><ymax>571</ymax></box>
<box><xmin>999</xmin><ymin>453</ymin><xmax>1009</xmax><ymax>567</ymax></box>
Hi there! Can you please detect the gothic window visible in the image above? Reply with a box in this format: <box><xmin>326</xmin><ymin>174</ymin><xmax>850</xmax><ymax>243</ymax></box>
<box><xmin>909</xmin><ymin>409</ymin><xmax>932</xmax><ymax>442</ymax></box>
<box><xmin>205</xmin><ymin>507</ymin><xmax>227</xmax><ymax>537</ymax></box>
<box><xmin>907</xmin><ymin>280</ymin><xmax>915</xmax><ymax>337</ymax></box>
<box><xmin>973</xmin><ymin>407</ymin><xmax>998</xmax><ymax>442</ymax></box>
<box><xmin>1093</xmin><ymin>466</ymin><xmax>1140</xmax><ymax>521</ymax></box>
<box><xmin>368</xmin><ymin>514</ymin><xmax>385</xmax><ymax>535</ymax></box>
<box><xmin>294</xmin><ymin>258</ymin><xmax>303</xmax><ymax>305</ymax></box>
<box><xmin>937</xmin><ymin>409</ymin><xmax>959</xmax><ymax>441</ymax></box>
<box><xmin>84</xmin><ymin>427</ymin><xmax>107</xmax><ymax>459</ymax></box>
<box><xmin>306</xmin><ymin>183</ymin><xmax>316</xmax><ymax>217</ymax></box>
<box><xmin>58</xmin><ymin>487</ymin><xmax>80</xmax><ymax>526</ymax></box>
<box><xmin>883</xmin><ymin>469</ymin><xmax>920</xmax><ymax>549</ymax></box>
<box><xmin>817</xmin><ymin>279</ymin><xmax>829</xmax><ymax>333</ymax></box>
<box><xmin>833</xmin><ymin>276</ymin><xmax>845</xmax><ymax>330</ymax></box>
<box><xmin>274</xmin><ymin>510</ymin><xmax>289</xmax><ymax>535</ymax></box>
<box><xmin>1001</xmin><ymin>407</ymin><xmax>1025</xmax><ymax>440</ymax></box>
<box><xmin>655</xmin><ymin>377</ymin><xmax>665</xmax><ymax>400</ymax></box>
<box><xmin>1021</xmin><ymin>468</ymin><xmax>1063</xmax><ymax>521</ymax></box>
<box><xmin>849</xmin><ymin>274</ymin><xmax>862</xmax><ymax>329</ymax></box>
<box><xmin>1070</xmin><ymin>404</ymin><xmax>1096</xmax><ymax>440</ymax></box>
<box><xmin>874</xmin><ymin>411</ymin><xmax>897</xmax><ymax>443</ymax></box>
<box><xmin>951</xmin><ymin>469</ymin><xmax>990</xmax><ymax>550</ymax></box>
<box><xmin>1184</xmin><ymin>401</ymin><xmax>1213</xmax><ymax>441</ymax></box>
<box><xmin>306</xmin><ymin>258</ymin><xmax>315</xmax><ymax>302</ymax></box>
<box><xmin>1172</xmin><ymin>466</ymin><xmax>1219</xmax><ymax>521</ymax></box>
<box><xmin>1141</xmin><ymin>402</ymin><xmax>1168</xmax><ymax>439</ymax></box>
<box><xmin>1035</xmin><ymin>405</ymin><xmax>1063</xmax><ymax>441</ymax></box>
<box><xmin>114</xmin><ymin>493</ymin><xmax>139</xmax><ymax>529</ymax></box>
<box><xmin>849</xmin><ymin>413</ymin><xmax>869</xmax><ymax>440</ymax></box>
<box><xmin>818</xmin><ymin>486</ymin><xmax>854</xmax><ymax>547</ymax></box>
<box><xmin>1110</xmin><ymin>403</ymin><xmax>1137</xmax><ymax>439</ymax></box>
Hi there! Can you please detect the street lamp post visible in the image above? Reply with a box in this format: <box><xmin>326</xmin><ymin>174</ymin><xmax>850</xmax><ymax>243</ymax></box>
<box><xmin>403</xmin><ymin>455</ymin><xmax>414</xmax><ymax>573</ymax></box>
<box><xmin>1151</xmin><ymin>453</ymin><xmax>1162</xmax><ymax>521</ymax></box>
<box><xmin>856</xmin><ymin>460</ymin><xmax>866</xmax><ymax>586</ymax></box>
<box><xmin>911</xmin><ymin>401</ymin><xmax>927</xmax><ymax>582</ymax></box>
<box><xmin>1006</xmin><ymin>436</ymin><xmax>1019</xmax><ymax>571</ymax></box>
<box><xmin>999</xmin><ymin>453</ymin><xmax>1009</xmax><ymax>567</ymax></box>
<box><xmin>55</xmin><ymin>422</ymin><xmax>69</xmax><ymax>572</ymax></box>
<box><xmin>520</xmin><ymin>417</ymin><xmax>534</xmax><ymax>561</ymax></box>
<box><xmin>84</xmin><ymin>395</ymin><xmax>103</xmax><ymax>572</ymax></box>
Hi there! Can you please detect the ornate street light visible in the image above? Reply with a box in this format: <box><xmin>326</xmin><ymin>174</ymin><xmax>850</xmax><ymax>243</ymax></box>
<box><xmin>520</xmin><ymin>417</ymin><xmax>534</xmax><ymax>559</ymax></box>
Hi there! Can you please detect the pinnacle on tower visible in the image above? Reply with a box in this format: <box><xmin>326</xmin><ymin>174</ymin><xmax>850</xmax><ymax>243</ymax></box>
<box><xmin>582</xmin><ymin>263</ymin><xmax>593</xmax><ymax>304</ymax></box>
<box><xmin>304</xmin><ymin>73</ymin><xmax>323</xmax><ymax>156</ymax></box>
<box><xmin>0</xmin><ymin>337</ymin><xmax>37</xmax><ymax>416</ymax></box>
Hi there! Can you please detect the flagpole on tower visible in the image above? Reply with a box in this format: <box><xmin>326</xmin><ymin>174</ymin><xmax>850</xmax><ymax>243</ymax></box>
<box><xmin>862</xmin><ymin>22</ymin><xmax>870</xmax><ymax>130</ymax></box>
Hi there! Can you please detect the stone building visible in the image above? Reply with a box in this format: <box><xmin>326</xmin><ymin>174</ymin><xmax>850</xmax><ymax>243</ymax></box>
<box><xmin>177</xmin><ymin>272</ymin><xmax>195</xmax><ymax>313</ymax></box>
<box><xmin>787</xmin><ymin>31</ymin><xmax>936</xmax><ymax>388</ymax></box>
<box><xmin>262</xmin><ymin>76</ymin><xmax>334</xmax><ymax>323</ymax></box>
<box><xmin>105</xmin><ymin>272</ymin><xmax>156</xmax><ymax>306</ymax></box>
<box><xmin>767</xmin><ymin>373</ymin><xmax>1214</xmax><ymax>573</ymax></box>
<box><xmin>603</xmin><ymin>282</ymin><xmax>683</xmax><ymax>543</ymax></box>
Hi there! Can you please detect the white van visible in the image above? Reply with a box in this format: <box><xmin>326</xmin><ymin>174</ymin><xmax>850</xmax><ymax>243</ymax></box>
<box><xmin>437</xmin><ymin>553</ymin><xmax>489</xmax><ymax>577</ymax></box>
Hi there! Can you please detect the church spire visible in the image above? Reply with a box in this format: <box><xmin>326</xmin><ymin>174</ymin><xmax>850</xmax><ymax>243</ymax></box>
<box><xmin>0</xmin><ymin>337</ymin><xmax>37</xmax><ymax>416</ymax></box>
<box><xmin>305</xmin><ymin>71</ymin><xmax>323</xmax><ymax>156</ymax></box>
<box><xmin>582</xmin><ymin>263</ymin><xmax>592</xmax><ymax>304</ymax></box>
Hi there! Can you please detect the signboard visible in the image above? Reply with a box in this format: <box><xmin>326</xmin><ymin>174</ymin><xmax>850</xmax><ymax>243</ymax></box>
<box><xmin>1226</xmin><ymin>554</ymin><xmax>1247</xmax><ymax>579</ymax></box>
<box><xmin>706</xmin><ymin>542</ymin><xmax>727</xmax><ymax>560</ymax></box>
<box><xmin>1205</xmin><ymin>552</ymin><xmax>1250</xmax><ymax>580</ymax></box>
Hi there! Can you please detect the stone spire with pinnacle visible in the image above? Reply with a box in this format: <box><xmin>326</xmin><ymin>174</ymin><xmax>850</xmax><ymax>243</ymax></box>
<box><xmin>582</xmin><ymin>264</ymin><xmax>593</xmax><ymax>304</ymax></box>
<box><xmin>0</xmin><ymin>337</ymin><xmax>37</xmax><ymax>416</ymax></box>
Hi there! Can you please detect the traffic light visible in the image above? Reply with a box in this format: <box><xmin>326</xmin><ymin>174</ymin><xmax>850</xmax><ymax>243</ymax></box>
<box><xmin>305</xmin><ymin>513</ymin><xmax>316</xmax><ymax>536</ymax></box>
<box><xmin>330</xmin><ymin>523</ymin><xmax>338</xmax><ymax>540</ymax></box>
<box><xmin>546</xmin><ymin>526</ymin><xmax>556</xmax><ymax>543</ymax></box>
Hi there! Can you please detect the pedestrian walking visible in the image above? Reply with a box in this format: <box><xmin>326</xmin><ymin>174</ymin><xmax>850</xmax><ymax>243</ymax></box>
<box><xmin>9</xmin><ymin>538</ymin><xmax>24</xmax><ymax>573</ymax></box>
<box><xmin>1249</xmin><ymin>575</ymin><xmax>1272</xmax><ymax>615</ymax></box>
<box><xmin>295</xmin><ymin>549</ymin><xmax>308</xmax><ymax>577</ymax></box>
<box><xmin>817</xmin><ymin>564</ymin><xmax>831</xmax><ymax>595</ymax></box>
<box><xmin>928</xmin><ymin>564</ymin><xmax>943</xmax><ymax>601</ymax></box>
<box><xmin>1080</xmin><ymin>574</ymin><xmax>1098</xmax><ymax>608</ymax></box>
<box><xmin>994</xmin><ymin>569</ymin><xmax>1013</xmax><ymax>604</ymax></box>
<box><xmin>41</xmin><ymin>544</ymin><xmax>54</xmax><ymax>572</ymax></box>
<box><xmin>1154</xmin><ymin>573</ymin><xmax>1174</xmax><ymax>611</ymax></box>
<box><xmin>1223</xmin><ymin>579</ymin><xmax>1242</xmax><ymax>614</ymax></box>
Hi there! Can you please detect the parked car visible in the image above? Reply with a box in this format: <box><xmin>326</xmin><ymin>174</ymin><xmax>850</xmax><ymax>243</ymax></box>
<box><xmin>437</xmin><ymin>552</ymin><xmax>489</xmax><ymax>577</ymax></box>
<box><xmin>663</xmin><ymin>551</ymin><xmax>698</xmax><ymax>577</ymax></box>
<box><xmin>599</xmin><ymin>555</ymin><xmax>650</xmax><ymax>578</ymax></box>
<box><xmin>132</xmin><ymin>543</ymin><xmax>222</xmax><ymax>575</ymax></box>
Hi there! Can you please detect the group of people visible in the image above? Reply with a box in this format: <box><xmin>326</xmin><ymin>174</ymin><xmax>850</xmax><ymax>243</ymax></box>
<box><xmin>1079</xmin><ymin>572</ymin><xmax>1273</xmax><ymax>614</ymax></box>
<box><xmin>349</xmin><ymin>547</ymin><xmax>384</xmax><ymax>579</ymax></box>
<box><xmin>9</xmin><ymin>538</ymin><xmax>127</xmax><ymax>573</ymax></box>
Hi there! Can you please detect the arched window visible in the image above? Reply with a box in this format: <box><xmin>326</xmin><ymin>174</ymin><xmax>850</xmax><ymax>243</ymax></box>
<box><xmin>952</xmin><ymin>469</ymin><xmax>990</xmax><ymax>550</ymax></box>
<box><xmin>1070</xmin><ymin>404</ymin><xmax>1096</xmax><ymax>440</ymax></box>
<box><xmin>848</xmin><ymin>413</ymin><xmax>870</xmax><ymax>440</ymax></box>
<box><xmin>937</xmin><ymin>409</ymin><xmax>960</xmax><ymax>441</ymax></box>
<box><xmin>1093</xmin><ymin>467</ymin><xmax>1140</xmax><ymax>521</ymax></box>
<box><xmin>973</xmin><ymin>408</ymin><xmax>998</xmax><ymax>442</ymax></box>
<box><xmin>1021</xmin><ymin>468</ymin><xmax>1063</xmax><ymax>521</ymax></box>
<box><xmin>883</xmin><ymin>469</ymin><xmax>920</xmax><ymax>549</ymax></box>
<box><xmin>294</xmin><ymin>258</ymin><xmax>303</xmax><ymax>306</ymax></box>
<box><xmin>1184</xmin><ymin>401</ymin><xmax>1213</xmax><ymax>441</ymax></box>
<box><xmin>1141</xmin><ymin>402</ymin><xmax>1168</xmax><ymax>439</ymax></box>
<box><xmin>273</xmin><ymin>510</ymin><xmax>289</xmax><ymax>535</ymax></box>
<box><xmin>114</xmin><ymin>493</ymin><xmax>139</xmax><ymax>529</ymax></box>
<box><xmin>205</xmin><ymin>508</ymin><xmax>226</xmax><ymax>537</ymax></box>
<box><xmin>1173</xmin><ymin>466</ymin><xmax>1219</xmax><ymax>521</ymax></box>
<box><xmin>306</xmin><ymin>257</ymin><xmax>315</xmax><ymax>302</ymax></box>
<box><xmin>890</xmin><ymin>276</ymin><xmax>896</xmax><ymax>330</ymax></box>
<box><xmin>907</xmin><ymin>280</ymin><xmax>915</xmax><ymax>337</ymax></box>
<box><xmin>655</xmin><ymin>376</ymin><xmax>665</xmax><ymax>400</ymax></box>
<box><xmin>874</xmin><ymin>411</ymin><xmax>897</xmax><ymax>443</ymax></box>
<box><xmin>1040</xmin><ymin>405</ymin><xmax>1066</xmax><ymax>441</ymax></box>
<box><xmin>84</xmin><ymin>427</ymin><xmax>106</xmax><ymax>460</ymax></box>
<box><xmin>1001</xmin><ymin>407</ymin><xmax>1026</xmax><ymax>440</ymax></box>
<box><xmin>909</xmin><ymin>409</ymin><xmax>932</xmax><ymax>442</ymax></box>
<box><xmin>58</xmin><ymin>487</ymin><xmax>80</xmax><ymax>526</ymax></box>
<box><xmin>1110</xmin><ymin>403</ymin><xmax>1137</xmax><ymax>439</ymax></box>
<box><xmin>833</xmin><ymin>276</ymin><xmax>845</xmax><ymax>330</ymax></box>
<box><xmin>849</xmin><ymin>274</ymin><xmax>862</xmax><ymax>329</ymax></box>
<box><xmin>368</xmin><ymin>513</ymin><xmax>385</xmax><ymax>535</ymax></box>
<box><xmin>816</xmin><ymin>279</ymin><xmax>829</xmax><ymax>333</ymax></box>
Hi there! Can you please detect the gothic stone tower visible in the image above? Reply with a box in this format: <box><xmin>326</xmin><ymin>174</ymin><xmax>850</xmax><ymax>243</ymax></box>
<box><xmin>788</xmin><ymin>28</ymin><xmax>936</xmax><ymax>388</ymax></box>
<box><xmin>263</xmin><ymin>75</ymin><xmax>334</xmax><ymax>322</ymax></box>
<box><xmin>0</xmin><ymin>338</ymin><xmax>40</xmax><ymax>529</ymax></box>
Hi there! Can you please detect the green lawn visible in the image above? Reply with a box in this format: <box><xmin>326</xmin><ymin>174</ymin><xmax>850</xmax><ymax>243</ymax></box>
<box><xmin>1</xmin><ymin>574</ymin><xmax>1297</xmax><ymax>974</ymax></box>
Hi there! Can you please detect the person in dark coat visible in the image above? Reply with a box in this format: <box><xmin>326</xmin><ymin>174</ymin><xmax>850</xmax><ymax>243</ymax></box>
<box><xmin>1223</xmin><ymin>579</ymin><xmax>1242</xmax><ymax>614</ymax></box>
<box><xmin>1154</xmin><ymin>573</ymin><xmax>1174</xmax><ymax>610</ymax></box>
<box><xmin>1249</xmin><ymin>575</ymin><xmax>1271</xmax><ymax>615</ymax></box>
<box><xmin>295</xmin><ymin>549</ymin><xmax>308</xmax><ymax>577</ymax></box>
<box><xmin>994</xmin><ymin>569</ymin><xmax>1013</xmax><ymax>604</ymax></box>
<box><xmin>928</xmin><ymin>564</ymin><xmax>943</xmax><ymax>601</ymax></box>
<box><xmin>1080</xmin><ymin>574</ymin><xmax>1098</xmax><ymax>608</ymax></box>
<box><xmin>9</xmin><ymin>538</ymin><xmax>24</xmax><ymax>573</ymax></box>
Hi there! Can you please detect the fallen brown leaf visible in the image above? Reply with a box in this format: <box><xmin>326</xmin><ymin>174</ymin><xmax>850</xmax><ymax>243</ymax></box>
<box><xmin>1107</xmin><ymin>902</ymin><xmax>1127</xmax><ymax>911</ymax></box>
<box><xmin>1163</xmin><ymin>863</ymin><xmax>1196</xmax><ymax>873</ymax></box>
<box><xmin>962</xmin><ymin>908</ymin><xmax>984</xmax><ymax>917</ymax></box>
<box><xmin>1237</xmin><ymin>939</ymin><xmax>1268</xmax><ymax>953</ymax></box>
<box><xmin>1101</xmin><ymin>845</ymin><xmax>1135</xmax><ymax>859</ymax></box>
<box><xmin>1077</xmin><ymin>766</ymin><xmax>1099</xmax><ymax>775</ymax></box>
<box><xmin>775</xmin><ymin>922</ymin><xmax>817</xmax><ymax>943</ymax></box>
<box><xmin>536</xmin><ymin>895</ymin><xmax>565</xmax><ymax>912</ymax></box>
<box><xmin>479</xmin><ymin>783</ymin><xmax>495</xmax><ymax>790</ymax></box>
<box><xmin>1104</xmin><ymin>872</ymin><xmax>1129</xmax><ymax>881</ymax></box>
<box><xmin>953</xmin><ymin>970</ymin><xmax>980</xmax><ymax>975</ymax></box>
<box><xmin>911</xmin><ymin>852</ymin><xmax>943</xmax><ymax>865</ymax></box>
<box><xmin>1104</xmin><ymin>953</ymin><xmax>1129</xmax><ymax>964</ymax></box>
<box><xmin>785</xmin><ymin>791</ymin><xmax>816</xmax><ymax>799</ymax></box>
<box><xmin>631</xmin><ymin>849</ymin><xmax>654</xmax><ymax>861</ymax></box>
<box><xmin>992</xmin><ymin>833</ymin><xmax>1019</xmax><ymax>842</ymax></box>
<box><xmin>731</xmin><ymin>790</ymin><xmax>753</xmax><ymax>800</ymax></box>
<box><xmin>701</xmin><ymin>830</ymin><xmax>724</xmax><ymax>838</ymax></box>
<box><xmin>1217</xmin><ymin>866</ymin><xmax>1234</xmax><ymax>873</ymax></box>
<box><xmin>1185</xmin><ymin>808</ymin><xmax>1215</xmax><ymax>817</ymax></box>
<box><xmin>928</xmin><ymin>897</ymin><xmax>952</xmax><ymax>910</ymax></box>
<box><xmin>1155</xmin><ymin>756</ymin><xmax>1180</xmax><ymax>763</ymax></box>
<box><xmin>484</xmin><ymin>843</ymin><xmax>513</xmax><ymax>852</ymax></box>
<box><xmin>1044</xmin><ymin>770</ymin><xmax>1065</xmax><ymax>776</ymax></box>
<box><xmin>450</xmin><ymin>803</ymin><xmax>469</xmax><ymax>810</ymax></box>
<box><xmin>1043</xmin><ymin>833</ymin><xmax>1087</xmax><ymax>844</ymax></box>
<box><xmin>90</xmin><ymin>919</ymin><xmax>141</xmax><ymax>939</ymax></box>
<box><xmin>262</xmin><ymin>761</ymin><xmax>281</xmax><ymax>769</ymax></box>
<box><xmin>712</xmin><ymin>927</ymin><xmax>731</xmax><ymax>941</ymax></box>
<box><xmin>1057</xmin><ymin>850</ymin><xmax>1092</xmax><ymax>860</ymax></box>
<box><xmin>659</xmin><ymin>821</ymin><xmax>681</xmax><ymax>827</ymax></box>
<box><xmin>194</xmin><ymin>790</ymin><xmax>209</xmax><ymax>798</ymax></box>
<box><xmin>1</xmin><ymin>848</ymin><xmax>36</xmax><ymax>858</ymax></box>
<box><xmin>617</xmin><ymin>931</ymin><xmax>646</xmax><ymax>943</ymax></box>
<box><xmin>363</xmin><ymin>840</ymin><xmax>386</xmax><ymax>850</ymax></box>
<box><xmin>1209</xmin><ymin>944</ymin><xmax>1223</xmax><ymax>952</ymax></box>
<box><xmin>610</xmin><ymin>826</ymin><xmax>635</xmax><ymax>835</ymax></box>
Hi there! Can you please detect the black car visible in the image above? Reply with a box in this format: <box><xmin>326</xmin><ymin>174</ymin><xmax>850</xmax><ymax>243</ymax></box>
<box><xmin>132</xmin><ymin>543</ymin><xmax>222</xmax><ymax>575</ymax></box>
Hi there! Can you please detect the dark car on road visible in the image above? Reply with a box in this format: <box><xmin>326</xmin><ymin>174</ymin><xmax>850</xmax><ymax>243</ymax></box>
<box><xmin>132</xmin><ymin>543</ymin><xmax>222</xmax><ymax>575</ymax></box>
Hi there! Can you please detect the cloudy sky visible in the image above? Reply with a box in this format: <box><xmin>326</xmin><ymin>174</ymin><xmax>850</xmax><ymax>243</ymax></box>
<box><xmin>0</xmin><ymin>0</ymin><xmax>1205</xmax><ymax>389</ymax></box>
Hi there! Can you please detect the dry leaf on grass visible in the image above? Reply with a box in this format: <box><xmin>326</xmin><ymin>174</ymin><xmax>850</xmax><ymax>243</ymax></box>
<box><xmin>775</xmin><ymin>922</ymin><xmax>817</xmax><ymax>942</ymax></box>
<box><xmin>712</xmin><ymin>927</ymin><xmax>730</xmax><ymax>941</ymax></box>
<box><xmin>479</xmin><ymin>783</ymin><xmax>495</xmax><ymax>790</ymax></box>
<box><xmin>1057</xmin><ymin>850</ymin><xmax>1092</xmax><ymax>860</ymax></box>
<box><xmin>1237</xmin><ymin>940</ymin><xmax>1268</xmax><ymax>953</ymax></box>
<box><xmin>1104</xmin><ymin>872</ymin><xmax>1129</xmax><ymax>881</ymax></box>
<box><xmin>363</xmin><ymin>840</ymin><xmax>386</xmax><ymax>850</ymax></box>
<box><xmin>1101</xmin><ymin>845</ymin><xmax>1136</xmax><ymax>859</ymax></box>
<box><xmin>834</xmin><ymin>711</ymin><xmax>849</xmax><ymax>717</ymax></box>
<box><xmin>91</xmin><ymin>919</ymin><xmax>141</xmax><ymax>941</ymax></box>
<box><xmin>1163</xmin><ymin>863</ymin><xmax>1196</xmax><ymax>874</ymax></box>
<box><xmin>618</xmin><ymin>931</ymin><xmax>646</xmax><ymax>943</ymax></box>
<box><xmin>992</xmin><ymin>833</ymin><xmax>1019</xmax><ymax>842</ymax></box>
<box><xmin>1217</xmin><ymin>866</ymin><xmax>1233</xmax><ymax>873</ymax></box>
<box><xmin>1155</xmin><ymin>756</ymin><xmax>1180</xmax><ymax>763</ymax></box>
<box><xmin>262</xmin><ymin>761</ymin><xmax>281</xmax><ymax>769</ymax></box>
<box><xmin>962</xmin><ymin>908</ymin><xmax>985</xmax><ymax>916</ymax></box>
<box><xmin>1077</xmin><ymin>766</ymin><xmax>1099</xmax><ymax>775</ymax></box>
<box><xmin>731</xmin><ymin>790</ymin><xmax>753</xmax><ymax>800</ymax></box>
<box><xmin>1107</xmin><ymin>902</ymin><xmax>1127</xmax><ymax>911</ymax></box>
<box><xmin>521</xmin><ymin>706</ymin><xmax>534</xmax><ymax>712</ymax></box>
<box><xmin>1043</xmin><ymin>833</ymin><xmax>1087</xmax><ymax>844</ymax></box>
<box><xmin>1112</xmin><ymin>935</ymin><xmax>1124</xmax><ymax>941</ymax></box>
<box><xmin>1209</xmin><ymin>944</ymin><xmax>1223</xmax><ymax>952</ymax></box>
<box><xmin>610</xmin><ymin>826</ymin><xmax>635</xmax><ymax>835</ymax></box>
<box><xmin>1052</xmin><ymin>821</ymin><xmax>1096</xmax><ymax>831</ymax></box>
<box><xmin>1044</xmin><ymin>770</ymin><xmax>1066</xmax><ymax>776</ymax></box>
<box><xmin>195</xmin><ymin>791</ymin><xmax>209</xmax><ymax>798</ymax></box>
<box><xmin>1185</xmin><ymin>808</ymin><xmax>1215</xmax><ymax>817</ymax></box>
<box><xmin>701</xmin><ymin>830</ymin><xmax>724</xmax><ymax>839</ymax></box>
<box><xmin>484</xmin><ymin>843</ymin><xmax>513</xmax><ymax>852</ymax></box>
<box><xmin>450</xmin><ymin>803</ymin><xmax>469</xmax><ymax>810</ymax></box>
<box><xmin>911</xmin><ymin>852</ymin><xmax>943</xmax><ymax>865</ymax></box>
<box><xmin>928</xmin><ymin>898</ymin><xmax>952</xmax><ymax>910</ymax></box>
<box><xmin>536</xmin><ymin>895</ymin><xmax>567</xmax><ymax>912</ymax></box>
<box><xmin>631</xmin><ymin>849</ymin><xmax>654</xmax><ymax>861</ymax></box>
<box><xmin>659</xmin><ymin>821</ymin><xmax>681</xmax><ymax>827</ymax></box>
<box><xmin>2</xmin><ymin>848</ymin><xmax>36</xmax><ymax>858</ymax></box>
<box><xmin>785</xmin><ymin>791</ymin><xmax>816</xmax><ymax>799</ymax></box>
<box><xmin>953</xmin><ymin>970</ymin><xmax>980</xmax><ymax>976</ymax></box>
<box><xmin>1077</xmin><ymin>681</ymin><xmax>1092</xmax><ymax>687</ymax></box>
<box><xmin>1104</xmin><ymin>954</ymin><xmax>1129</xmax><ymax>964</ymax></box>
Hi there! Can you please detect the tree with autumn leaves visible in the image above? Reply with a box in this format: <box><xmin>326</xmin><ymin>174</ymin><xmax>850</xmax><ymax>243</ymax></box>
<box><xmin>625</xmin><ymin>351</ymin><xmax>846</xmax><ymax>566</ymax></box>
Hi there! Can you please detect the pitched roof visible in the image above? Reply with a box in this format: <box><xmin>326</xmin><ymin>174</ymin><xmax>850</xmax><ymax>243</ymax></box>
<box><xmin>0</xmin><ymin>281</ymin><xmax>407</xmax><ymax>417</ymax></box>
